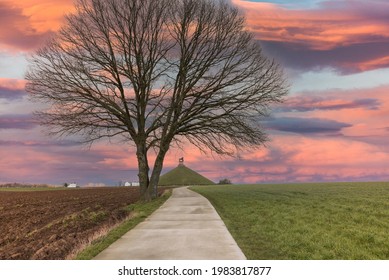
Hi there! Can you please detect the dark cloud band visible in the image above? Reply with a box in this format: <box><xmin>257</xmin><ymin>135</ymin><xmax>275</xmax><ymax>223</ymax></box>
<box><xmin>263</xmin><ymin>117</ymin><xmax>352</xmax><ymax>134</ymax></box>
<box><xmin>0</xmin><ymin>114</ymin><xmax>37</xmax><ymax>130</ymax></box>
<box><xmin>0</xmin><ymin>86</ymin><xmax>27</xmax><ymax>100</ymax></box>
<box><xmin>261</xmin><ymin>40</ymin><xmax>389</xmax><ymax>74</ymax></box>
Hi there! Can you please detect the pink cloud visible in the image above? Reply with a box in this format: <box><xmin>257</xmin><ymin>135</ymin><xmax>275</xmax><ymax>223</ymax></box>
<box><xmin>299</xmin><ymin>86</ymin><xmax>389</xmax><ymax>138</ymax></box>
<box><xmin>233</xmin><ymin>0</ymin><xmax>389</xmax><ymax>50</ymax></box>
<box><xmin>0</xmin><ymin>79</ymin><xmax>27</xmax><ymax>100</ymax></box>
<box><xmin>0</xmin><ymin>3</ymin><xmax>50</xmax><ymax>51</ymax></box>
<box><xmin>0</xmin><ymin>1</ymin><xmax>73</xmax><ymax>51</ymax></box>
<box><xmin>1</xmin><ymin>127</ymin><xmax>389</xmax><ymax>185</ymax></box>
<box><xmin>348</xmin><ymin>56</ymin><xmax>389</xmax><ymax>72</ymax></box>
<box><xmin>276</xmin><ymin>96</ymin><xmax>381</xmax><ymax>113</ymax></box>
<box><xmin>0</xmin><ymin>139</ymin><xmax>139</xmax><ymax>185</ymax></box>
<box><xmin>225</xmin><ymin>134</ymin><xmax>389</xmax><ymax>184</ymax></box>
<box><xmin>231</xmin><ymin>0</ymin><xmax>389</xmax><ymax>73</ymax></box>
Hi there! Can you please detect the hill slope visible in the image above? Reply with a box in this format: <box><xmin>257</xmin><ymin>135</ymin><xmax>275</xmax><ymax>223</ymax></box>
<box><xmin>158</xmin><ymin>165</ymin><xmax>214</xmax><ymax>186</ymax></box>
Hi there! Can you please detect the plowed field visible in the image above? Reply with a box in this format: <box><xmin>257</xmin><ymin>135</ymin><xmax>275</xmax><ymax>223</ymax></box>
<box><xmin>0</xmin><ymin>187</ymin><xmax>141</xmax><ymax>259</ymax></box>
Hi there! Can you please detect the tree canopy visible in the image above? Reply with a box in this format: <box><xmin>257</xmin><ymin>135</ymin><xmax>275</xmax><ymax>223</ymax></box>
<box><xmin>26</xmin><ymin>0</ymin><xmax>289</xmax><ymax>200</ymax></box>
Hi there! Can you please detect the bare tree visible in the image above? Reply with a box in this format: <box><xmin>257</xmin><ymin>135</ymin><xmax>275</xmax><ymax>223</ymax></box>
<box><xmin>26</xmin><ymin>0</ymin><xmax>288</xmax><ymax>201</ymax></box>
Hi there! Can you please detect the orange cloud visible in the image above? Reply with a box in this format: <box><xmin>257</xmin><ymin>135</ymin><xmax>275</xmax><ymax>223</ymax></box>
<box><xmin>15</xmin><ymin>0</ymin><xmax>74</xmax><ymax>33</ymax></box>
<box><xmin>232</xmin><ymin>0</ymin><xmax>389</xmax><ymax>51</ymax></box>
<box><xmin>0</xmin><ymin>1</ymin><xmax>73</xmax><ymax>51</ymax></box>
<box><xmin>0</xmin><ymin>140</ymin><xmax>139</xmax><ymax>184</ymax></box>
<box><xmin>268</xmin><ymin>134</ymin><xmax>389</xmax><ymax>181</ymax></box>
<box><xmin>351</xmin><ymin>56</ymin><xmax>389</xmax><ymax>72</ymax></box>
<box><xmin>278</xmin><ymin>136</ymin><xmax>388</xmax><ymax>166</ymax></box>
<box><xmin>0</xmin><ymin>78</ymin><xmax>26</xmax><ymax>89</ymax></box>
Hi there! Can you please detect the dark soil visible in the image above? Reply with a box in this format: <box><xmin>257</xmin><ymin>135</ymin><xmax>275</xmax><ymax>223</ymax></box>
<box><xmin>0</xmin><ymin>187</ymin><xmax>141</xmax><ymax>259</ymax></box>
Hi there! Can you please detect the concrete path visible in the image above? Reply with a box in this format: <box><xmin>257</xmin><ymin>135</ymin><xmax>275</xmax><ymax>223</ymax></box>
<box><xmin>94</xmin><ymin>187</ymin><xmax>246</xmax><ymax>260</ymax></box>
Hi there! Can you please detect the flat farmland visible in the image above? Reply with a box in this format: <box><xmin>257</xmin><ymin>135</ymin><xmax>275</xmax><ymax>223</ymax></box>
<box><xmin>192</xmin><ymin>182</ymin><xmax>389</xmax><ymax>259</ymax></box>
<box><xmin>0</xmin><ymin>187</ymin><xmax>141</xmax><ymax>259</ymax></box>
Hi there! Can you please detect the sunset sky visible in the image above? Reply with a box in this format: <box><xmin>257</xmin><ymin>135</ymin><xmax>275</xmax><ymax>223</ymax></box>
<box><xmin>1</xmin><ymin>0</ymin><xmax>389</xmax><ymax>186</ymax></box>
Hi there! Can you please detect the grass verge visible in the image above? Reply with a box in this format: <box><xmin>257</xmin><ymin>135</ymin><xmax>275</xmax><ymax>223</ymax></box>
<box><xmin>74</xmin><ymin>190</ymin><xmax>171</xmax><ymax>260</ymax></box>
<box><xmin>191</xmin><ymin>182</ymin><xmax>389</xmax><ymax>260</ymax></box>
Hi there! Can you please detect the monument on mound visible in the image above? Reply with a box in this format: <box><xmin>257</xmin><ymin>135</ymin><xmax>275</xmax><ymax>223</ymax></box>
<box><xmin>158</xmin><ymin>158</ymin><xmax>215</xmax><ymax>186</ymax></box>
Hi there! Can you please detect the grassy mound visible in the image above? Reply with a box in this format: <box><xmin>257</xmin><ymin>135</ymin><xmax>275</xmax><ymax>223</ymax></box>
<box><xmin>158</xmin><ymin>165</ymin><xmax>214</xmax><ymax>186</ymax></box>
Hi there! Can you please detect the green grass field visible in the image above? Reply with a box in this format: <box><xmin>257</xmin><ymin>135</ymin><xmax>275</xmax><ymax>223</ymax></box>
<box><xmin>191</xmin><ymin>182</ymin><xmax>389</xmax><ymax>260</ymax></box>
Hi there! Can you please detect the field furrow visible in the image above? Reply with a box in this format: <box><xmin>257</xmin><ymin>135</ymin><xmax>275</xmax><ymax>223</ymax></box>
<box><xmin>0</xmin><ymin>187</ymin><xmax>140</xmax><ymax>259</ymax></box>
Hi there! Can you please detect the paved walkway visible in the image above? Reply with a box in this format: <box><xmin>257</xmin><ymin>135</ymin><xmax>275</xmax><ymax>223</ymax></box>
<box><xmin>94</xmin><ymin>187</ymin><xmax>246</xmax><ymax>260</ymax></box>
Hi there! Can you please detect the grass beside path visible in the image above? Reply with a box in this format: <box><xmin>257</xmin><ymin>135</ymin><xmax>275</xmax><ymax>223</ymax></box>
<box><xmin>74</xmin><ymin>190</ymin><xmax>171</xmax><ymax>260</ymax></box>
<box><xmin>191</xmin><ymin>182</ymin><xmax>389</xmax><ymax>260</ymax></box>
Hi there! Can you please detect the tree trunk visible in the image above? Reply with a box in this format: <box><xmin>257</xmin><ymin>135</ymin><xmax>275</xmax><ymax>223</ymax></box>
<box><xmin>136</xmin><ymin>144</ymin><xmax>150</xmax><ymax>201</ymax></box>
<box><xmin>148</xmin><ymin>147</ymin><xmax>168</xmax><ymax>200</ymax></box>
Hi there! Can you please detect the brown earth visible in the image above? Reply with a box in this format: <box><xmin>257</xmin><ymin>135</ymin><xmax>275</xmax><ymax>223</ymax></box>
<box><xmin>0</xmin><ymin>187</ymin><xmax>144</xmax><ymax>260</ymax></box>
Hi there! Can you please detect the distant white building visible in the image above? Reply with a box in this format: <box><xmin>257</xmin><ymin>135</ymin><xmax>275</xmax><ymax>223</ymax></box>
<box><xmin>124</xmin><ymin>182</ymin><xmax>140</xmax><ymax>187</ymax></box>
<box><xmin>68</xmin><ymin>183</ymin><xmax>78</xmax><ymax>188</ymax></box>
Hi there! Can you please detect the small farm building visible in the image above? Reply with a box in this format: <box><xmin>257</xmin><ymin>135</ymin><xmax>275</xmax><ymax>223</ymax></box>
<box><xmin>124</xmin><ymin>182</ymin><xmax>140</xmax><ymax>187</ymax></box>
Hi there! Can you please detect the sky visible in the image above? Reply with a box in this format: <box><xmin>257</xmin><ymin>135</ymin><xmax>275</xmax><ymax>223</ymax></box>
<box><xmin>1</xmin><ymin>0</ymin><xmax>389</xmax><ymax>186</ymax></box>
